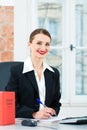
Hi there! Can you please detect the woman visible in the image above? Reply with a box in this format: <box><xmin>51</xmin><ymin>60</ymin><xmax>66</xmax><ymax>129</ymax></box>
<box><xmin>5</xmin><ymin>28</ymin><xmax>61</xmax><ymax>119</ymax></box>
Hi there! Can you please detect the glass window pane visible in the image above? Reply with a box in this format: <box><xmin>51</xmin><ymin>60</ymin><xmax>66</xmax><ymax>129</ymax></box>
<box><xmin>76</xmin><ymin>0</ymin><xmax>87</xmax><ymax>95</ymax></box>
<box><xmin>76</xmin><ymin>0</ymin><xmax>87</xmax><ymax>47</ymax></box>
<box><xmin>76</xmin><ymin>50</ymin><xmax>87</xmax><ymax>95</ymax></box>
<box><xmin>37</xmin><ymin>0</ymin><xmax>62</xmax><ymax>46</ymax></box>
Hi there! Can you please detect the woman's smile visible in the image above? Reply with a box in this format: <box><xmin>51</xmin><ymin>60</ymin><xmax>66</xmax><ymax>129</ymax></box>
<box><xmin>37</xmin><ymin>50</ymin><xmax>47</xmax><ymax>55</ymax></box>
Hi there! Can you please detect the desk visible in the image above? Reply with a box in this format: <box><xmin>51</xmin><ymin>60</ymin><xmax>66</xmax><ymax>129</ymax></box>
<box><xmin>0</xmin><ymin>120</ymin><xmax>87</xmax><ymax>130</ymax></box>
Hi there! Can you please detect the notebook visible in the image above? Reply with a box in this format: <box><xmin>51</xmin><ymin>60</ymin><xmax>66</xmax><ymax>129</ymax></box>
<box><xmin>59</xmin><ymin>116</ymin><xmax>87</xmax><ymax>124</ymax></box>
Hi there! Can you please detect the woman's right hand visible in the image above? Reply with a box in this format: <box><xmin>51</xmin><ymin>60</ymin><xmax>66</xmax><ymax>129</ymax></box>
<box><xmin>32</xmin><ymin>107</ymin><xmax>56</xmax><ymax>119</ymax></box>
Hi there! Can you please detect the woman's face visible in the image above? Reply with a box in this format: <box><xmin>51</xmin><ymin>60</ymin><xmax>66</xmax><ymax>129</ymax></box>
<box><xmin>28</xmin><ymin>33</ymin><xmax>51</xmax><ymax>59</ymax></box>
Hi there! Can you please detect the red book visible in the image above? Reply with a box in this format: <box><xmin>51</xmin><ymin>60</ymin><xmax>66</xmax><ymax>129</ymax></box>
<box><xmin>0</xmin><ymin>91</ymin><xmax>15</xmax><ymax>125</ymax></box>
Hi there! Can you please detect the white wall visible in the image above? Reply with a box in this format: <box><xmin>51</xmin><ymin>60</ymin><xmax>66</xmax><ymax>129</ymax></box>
<box><xmin>14</xmin><ymin>0</ymin><xmax>28</xmax><ymax>61</ymax></box>
<box><xmin>0</xmin><ymin>0</ymin><xmax>14</xmax><ymax>5</ymax></box>
<box><xmin>14</xmin><ymin>0</ymin><xmax>38</xmax><ymax>61</ymax></box>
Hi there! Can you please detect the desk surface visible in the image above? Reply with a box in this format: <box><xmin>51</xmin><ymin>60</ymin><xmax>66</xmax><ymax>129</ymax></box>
<box><xmin>0</xmin><ymin>120</ymin><xmax>87</xmax><ymax>130</ymax></box>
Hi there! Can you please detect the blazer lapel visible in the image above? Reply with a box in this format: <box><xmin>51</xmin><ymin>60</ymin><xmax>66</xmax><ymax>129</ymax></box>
<box><xmin>44</xmin><ymin>69</ymin><xmax>54</xmax><ymax>104</ymax></box>
<box><xmin>26</xmin><ymin>71</ymin><xmax>39</xmax><ymax>95</ymax></box>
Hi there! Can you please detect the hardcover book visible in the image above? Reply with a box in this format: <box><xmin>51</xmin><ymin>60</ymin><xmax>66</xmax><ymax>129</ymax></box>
<box><xmin>0</xmin><ymin>91</ymin><xmax>15</xmax><ymax>125</ymax></box>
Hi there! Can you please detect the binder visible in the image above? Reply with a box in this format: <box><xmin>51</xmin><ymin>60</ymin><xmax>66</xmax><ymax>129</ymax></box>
<box><xmin>0</xmin><ymin>91</ymin><xmax>15</xmax><ymax>125</ymax></box>
<box><xmin>60</xmin><ymin>116</ymin><xmax>87</xmax><ymax>124</ymax></box>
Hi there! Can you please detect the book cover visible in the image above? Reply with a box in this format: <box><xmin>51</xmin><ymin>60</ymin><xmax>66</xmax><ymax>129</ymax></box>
<box><xmin>0</xmin><ymin>91</ymin><xmax>15</xmax><ymax>125</ymax></box>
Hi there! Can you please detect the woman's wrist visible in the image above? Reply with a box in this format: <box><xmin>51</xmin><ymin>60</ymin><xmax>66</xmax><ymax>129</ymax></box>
<box><xmin>32</xmin><ymin>112</ymin><xmax>37</xmax><ymax>119</ymax></box>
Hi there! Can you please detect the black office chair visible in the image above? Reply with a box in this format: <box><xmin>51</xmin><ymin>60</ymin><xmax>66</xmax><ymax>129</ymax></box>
<box><xmin>0</xmin><ymin>61</ymin><xmax>23</xmax><ymax>91</ymax></box>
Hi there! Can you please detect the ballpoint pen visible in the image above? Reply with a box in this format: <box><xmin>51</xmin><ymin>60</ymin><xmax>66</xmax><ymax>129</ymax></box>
<box><xmin>36</xmin><ymin>98</ymin><xmax>46</xmax><ymax>107</ymax></box>
<box><xmin>36</xmin><ymin>98</ymin><xmax>56</xmax><ymax>116</ymax></box>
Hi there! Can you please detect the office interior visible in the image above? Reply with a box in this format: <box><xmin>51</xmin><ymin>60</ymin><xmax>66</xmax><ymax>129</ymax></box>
<box><xmin>0</xmin><ymin>0</ymin><xmax>87</xmax><ymax>119</ymax></box>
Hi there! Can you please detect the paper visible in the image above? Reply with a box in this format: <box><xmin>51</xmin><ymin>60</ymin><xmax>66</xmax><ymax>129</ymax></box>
<box><xmin>39</xmin><ymin>116</ymin><xmax>60</xmax><ymax>123</ymax></box>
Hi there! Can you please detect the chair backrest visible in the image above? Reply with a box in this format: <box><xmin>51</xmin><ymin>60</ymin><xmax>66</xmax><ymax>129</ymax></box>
<box><xmin>0</xmin><ymin>61</ymin><xmax>23</xmax><ymax>91</ymax></box>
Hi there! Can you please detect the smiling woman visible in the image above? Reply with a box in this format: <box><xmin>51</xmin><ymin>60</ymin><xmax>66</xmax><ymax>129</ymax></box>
<box><xmin>28</xmin><ymin>31</ymin><xmax>51</xmax><ymax>58</ymax></box>
<box><xmin>28</xmin><ymin>29</ymin><xmax>51</xmax><ymax>80</ymax></box>
<box><xmin>5</xmin><ymin>28</ymin><xmax>61</xmax><ymax>119</ymax></box>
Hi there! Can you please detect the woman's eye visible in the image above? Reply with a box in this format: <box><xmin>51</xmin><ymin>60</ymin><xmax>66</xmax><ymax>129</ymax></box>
<box><xmin>37</xmin><ymin>42</ymin><xmax>42</xmax><ymax>45</ymax></box>
<box><xmin>36</xmin><ymin>42</ymin><xmax>50</xmax><ymax>46</ymax></box>
<box><xmin>46</xmin><ymin>43</ymin><xmax>50</xmax><ymax>46</ymax></box>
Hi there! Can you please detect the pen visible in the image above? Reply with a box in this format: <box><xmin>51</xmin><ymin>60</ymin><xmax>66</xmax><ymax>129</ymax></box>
<box><xmin>36</xmin><ymin>98</ymin><xmax>57</xmax><ymax>116</ymax></box>
<box><xmin>36</xmin><ymin>98</ymin><xmax>46</xmax><ymax>107</ymax></box>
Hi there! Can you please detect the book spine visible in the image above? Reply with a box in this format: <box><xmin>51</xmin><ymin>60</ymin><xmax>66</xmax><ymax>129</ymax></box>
<box><xmin>0</xmin><ymin>92</ymin><xmax>4</xmax><ymax>124</ymax></box>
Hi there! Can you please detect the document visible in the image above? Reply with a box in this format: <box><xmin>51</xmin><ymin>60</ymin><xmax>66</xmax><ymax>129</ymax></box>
<box><xmin>39</xmin><ymin>116</ymin><xmax>60</xmax><ymax>123</ymax></box>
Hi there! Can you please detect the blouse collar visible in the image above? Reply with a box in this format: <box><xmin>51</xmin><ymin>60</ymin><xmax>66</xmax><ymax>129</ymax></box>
<box><xmin>22</xmin><ymin>56</ymin><xmax>54</xmax><ymax>74</ymax></box>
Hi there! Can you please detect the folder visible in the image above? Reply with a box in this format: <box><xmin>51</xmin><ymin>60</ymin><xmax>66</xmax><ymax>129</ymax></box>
<box><xmin>59</xmin><ymin>116</ymin><xmax>87</xmax><ymax>124</ymax></box>
<box><xmin>0</xmin><ymin>91</ymin><xmax>15</xmax><ymax>125</ymax></box>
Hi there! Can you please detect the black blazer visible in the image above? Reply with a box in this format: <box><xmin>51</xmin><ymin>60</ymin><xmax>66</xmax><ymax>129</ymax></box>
<box><xmin>5</xmin><ymin>62</ymin><xmax>61</xmax><ymax>118</ymax></box>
